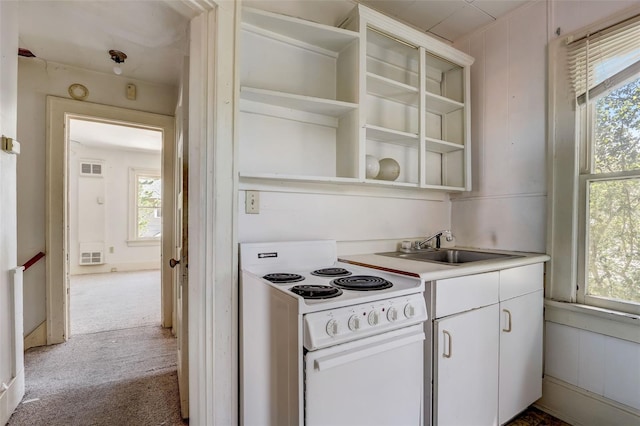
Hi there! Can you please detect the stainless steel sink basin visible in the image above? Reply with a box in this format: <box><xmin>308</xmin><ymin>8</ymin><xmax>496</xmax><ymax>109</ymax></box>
<box><xmin>376</xmin><ymin>249</ymin><xmax>522</xmax><ymax>265</ymax></box>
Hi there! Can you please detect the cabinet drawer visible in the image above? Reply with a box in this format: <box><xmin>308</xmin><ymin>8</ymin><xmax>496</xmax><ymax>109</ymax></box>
<box><xmin>434</xmin><ymin>272</ymin><xmax>499</xmax><ymax>318</ymax></box>
<box><xmin>499</xmin><ymin>263</ymin><xmax>543</xmax><ymax>301</ymax></box>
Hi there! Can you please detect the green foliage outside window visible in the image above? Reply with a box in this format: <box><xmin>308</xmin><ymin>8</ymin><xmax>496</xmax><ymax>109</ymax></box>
<box><xmin>137</xmin><ymin>175</ymin><xmax>161</xmax><ymax>238</ymax></box>
<box><xmin>588</xmin><ymin>77</ymin><xmax>640</xmax><ymax>303</ymax></box>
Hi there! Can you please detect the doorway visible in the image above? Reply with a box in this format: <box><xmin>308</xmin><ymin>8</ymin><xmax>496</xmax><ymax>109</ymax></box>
<box><xmin>67</xmin><ymin>118</ymin><xmax>163</xmax><ymax>336</ymax></box>
<box><xmin>45</xmin><ymin>97</ymin><xmax>175</xmax><ymax>344</ymax></box>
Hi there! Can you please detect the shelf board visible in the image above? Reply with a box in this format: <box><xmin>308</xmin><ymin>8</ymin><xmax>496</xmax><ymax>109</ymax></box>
<box><xmin>425</xmin><ymin>137</ymin><xmax>465</xmax><ymax>154</ymax></box>
<box><xmin>364</xmin><ymin>179</ymin><xmax>419</xmax><ymax>188</ymax></box>
<box><xmin>425</xmin><ymin>92</ymin><xmax>464</xmax><ymax>115</ymax></box>
<box><xmin>365</xmin><ymin>125</ymin><xmax>418</xmax><ymax>147</ymax></box>
<box><xmin>239</xmin><ymin>172</ymin><xmax>359</xmax><ymax>185</ymax></box>
<box><xmin>240</xmin><ymin>87</ymin><xmax>357</xmax><ymax>117</ymax></box>
<box><xmin>242</xmin><ymin>7</ymin><xmax>359</xmax><ymax>55</ymax></box>
<box><xmin>366</xmin><ymin>72</ymin><xmax>419</xmax><ymax>106</ymax></box>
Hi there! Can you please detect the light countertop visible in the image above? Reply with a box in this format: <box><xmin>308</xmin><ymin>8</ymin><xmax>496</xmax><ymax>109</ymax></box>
<box><xmin>339</xmin><ymin>247</ymin><xmax>550</xmax><ymax>281</ymax></box>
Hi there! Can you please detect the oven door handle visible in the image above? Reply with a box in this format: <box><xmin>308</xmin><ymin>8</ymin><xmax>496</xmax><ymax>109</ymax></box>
<box><xmin>314</xmin><ymin>331</ymin><xmax>425</xmax><ymax>372</ymax></box>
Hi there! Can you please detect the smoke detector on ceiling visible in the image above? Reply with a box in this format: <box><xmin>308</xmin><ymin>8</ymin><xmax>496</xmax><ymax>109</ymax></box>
<box><xmin>109</xmin><ymin>49</ymin><xmax>127</xmax><ymax>75</ymax></box>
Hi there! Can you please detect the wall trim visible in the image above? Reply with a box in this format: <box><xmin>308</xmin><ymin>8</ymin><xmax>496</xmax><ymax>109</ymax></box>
<box><xmin>24</xmin><ymin>321</ymin><xmax>47</xmax><ymax>351</ymax></box>
<box><xmin>545</xmin><ymin>300</ymin><xmax>640</xmax><ymax>343</ymax></box>
<box><xmin>0</xmin><ymin>373</ymin><xmax>25</xmax><ymax>426</ymax></box>
<box><xmin>537</xmin><ymin>376</ymin><xmax>640</xmax><ymax>426</ymax></box>
<box><xmin>450</xmin><ymin>192</ymin><xmax>547</xmax><ymax>202</ymax></box>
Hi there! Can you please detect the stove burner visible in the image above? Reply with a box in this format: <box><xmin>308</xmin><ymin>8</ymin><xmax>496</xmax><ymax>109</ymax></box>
<box><xmin>310</xmin><ymin>267</ymin><xmax>352</xmax><ymax>278</ymax></box>
<box><xmin>263</xmin><ymin>273</ymin><xmax>305</xmax><ymax>284</ymax></box>
<box><xmin>290</xmin><ymin>285</ymin><xmax>343</xmax><ymax>300</ymax></box>
<box><xmin>331</xmin><ymin>275</ymin><xmax>393</xmax><ymax>291</ymax></box>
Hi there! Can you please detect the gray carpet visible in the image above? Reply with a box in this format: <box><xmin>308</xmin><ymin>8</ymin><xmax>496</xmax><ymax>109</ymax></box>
<box><xmin>70</xmin><ymin>271</ymin><xmax>161</xmax><ymax>335</ymax></box>
<box><xmin>8</xmin><ymin>271</ymin><xmax>186</xmax><ymax>426</ymax></box>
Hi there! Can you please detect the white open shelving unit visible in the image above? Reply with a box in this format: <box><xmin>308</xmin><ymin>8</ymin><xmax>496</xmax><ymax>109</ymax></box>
<box><xmin>238</xmin><ymin>4</ymin><xmax>474</xmax><ymax>192</ymax></box>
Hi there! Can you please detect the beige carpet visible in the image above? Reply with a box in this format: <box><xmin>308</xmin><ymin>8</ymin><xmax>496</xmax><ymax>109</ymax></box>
<box><xmin>8</xmin><ymin>271</ymin><xmax>186</xmax><ymax>426</ymax></box>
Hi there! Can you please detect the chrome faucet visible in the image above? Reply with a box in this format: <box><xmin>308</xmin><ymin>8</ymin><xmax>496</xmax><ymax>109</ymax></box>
<box><xmin>415</xmin><ymin>230</ymin><xmax>454</xmax><ymax>250</ymax></box>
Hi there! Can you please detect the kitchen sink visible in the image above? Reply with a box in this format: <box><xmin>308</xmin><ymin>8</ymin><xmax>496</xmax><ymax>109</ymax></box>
<box><xmin>376</xmin><ymin>248</ymin><xmax>522</xmax><ymax>265</ymax></box>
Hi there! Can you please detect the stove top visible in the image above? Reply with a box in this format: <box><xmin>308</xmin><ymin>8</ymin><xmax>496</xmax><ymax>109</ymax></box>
<box><xmin>240</xmin><ymin>240</ymin><xmax>423</xmax><ymax>312</ymax></box>
<box><xmin>263</xmin><ymin>273</ymin><xmax>305</xmax><ymax>284</ymax></box>
<box><xmin>290</xmin><ymin>284</ymin><xmax>343</xmax><ymax>299</ymax></box>
<box><xmin>310</xmin><ymin>267</ymin><xmax>351</xmax><ymax>278</ymax></box>
<box><xmin>331</xmin><ymin>275</ymin><xmax>393</xmax><ymax>291</ymax></box>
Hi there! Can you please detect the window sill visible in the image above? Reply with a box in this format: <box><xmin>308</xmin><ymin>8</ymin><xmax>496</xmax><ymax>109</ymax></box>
<box><xmin>545</xmin><ymin>299</ymin><xmax>640</xmax><ymax>343</ymax></box>
<box><xmin>126</xmin><ymin>239</ymin><xmax>161</xmax><ymax>247</ymax></box>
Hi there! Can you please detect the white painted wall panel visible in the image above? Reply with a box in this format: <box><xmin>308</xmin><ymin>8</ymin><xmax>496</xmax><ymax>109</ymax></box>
<box><xmin>237</xmin><ymin>190</ymin><xmax>450</xmax><ymax>253</ymax></box>
<box><xmin>17</xmin><ymin>58</ymin><xmax>177</xmax><ymax>335</ymax></box>
<box><xmin>68</xmin><ymin>144</ymin><xmax>161</xmax><ymax>275</ymax></box>
<box><xmin>451</xmin><ymin>1</ymin><xmax>547</xmax><ymax>253</ymax></box>
<box><xmin>545</xmin><ymin>322</ymin><xmax>580</xmax><ymax>386</ymax></box>
<box><xmin>603</xmin><ymin>335</ymin><xmax>640</xmax><ymax>410</ymax></box>
<box><xmin>451</xmin><ymin>195</ymin><xmax>546</xmax><ymax>252</ymax></box>
<box><xmin>552</xmin><ymin>0</ymin><xmax>638</xmax><ymax>36</ymax></box>
<box><xmin>577</xmin><ymin>329</ymin><xmax>606</xmax><ymax>396</ymax></box>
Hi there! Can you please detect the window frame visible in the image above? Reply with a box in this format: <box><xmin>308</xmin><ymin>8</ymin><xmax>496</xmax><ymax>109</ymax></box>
<box><xmin>128</xmin><ymin>168</ymin><xmax>162</xmax><ymax>246</ymax></box>
<box><xmin>548</xmin><ymin>7</ymin><xmax>640</xmax><ymax>317</ymax></box>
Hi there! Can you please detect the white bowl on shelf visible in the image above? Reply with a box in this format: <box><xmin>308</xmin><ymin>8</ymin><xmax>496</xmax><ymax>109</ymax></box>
<box><xmin>376</xmin><ymin>158</ymin><xmax>401</xmax><ymax>181</ymax></box>
<box><xmin>365</xmin><ymin>155</ymin><xmax>380</xmax><ymax>179</ymax></box>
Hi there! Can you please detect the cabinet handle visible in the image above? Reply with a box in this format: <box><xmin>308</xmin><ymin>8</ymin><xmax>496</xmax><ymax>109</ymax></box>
<box><xmin>502</xmin><ymin>309</ymin><xmax>512</xmax><ymax>333</ymax></box>
<box><xmin>443</xmin><ymin>330</ymin><xmax>452</xmax><ymax>358</ymax></box>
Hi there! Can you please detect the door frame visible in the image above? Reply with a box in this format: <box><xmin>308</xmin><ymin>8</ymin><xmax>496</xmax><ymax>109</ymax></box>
<box><xmin>45</xmin><ymin>96</ymin><xmax>175</xmax><ymax>343</ymax></box>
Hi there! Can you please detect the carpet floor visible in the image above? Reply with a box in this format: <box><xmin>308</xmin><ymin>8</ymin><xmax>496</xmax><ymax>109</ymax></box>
<box><xmin>8</xmin><ymin>271</ymin><xmax>186</xmax><ymax>426</ymax></box>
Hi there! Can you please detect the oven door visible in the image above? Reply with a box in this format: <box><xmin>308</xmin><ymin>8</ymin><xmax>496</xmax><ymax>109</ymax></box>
<box><xmin>304</xmin><ymin>324</ymin><xmax>424</xmax><ymax>426</ymax></box>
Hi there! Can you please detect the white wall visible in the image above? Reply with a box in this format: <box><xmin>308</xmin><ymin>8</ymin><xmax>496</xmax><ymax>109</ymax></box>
<box><xmin>237</xmin><ymin>189</ymin><xmax>451</xmax><ymax>255</ymax></box>
<box><xmin>453</xmin><ymin>0</ymin><xmax>640</xmax><ymax>421</ymax></box>
<box><xmin>68</xmin><ymin>143</ymin><xmax>161</xmax><ymax>275</ymax></box>
<box><xmin>17</xmin><ymin>58</ymin><xmax>177</xmax><ymax>336</ymax></box>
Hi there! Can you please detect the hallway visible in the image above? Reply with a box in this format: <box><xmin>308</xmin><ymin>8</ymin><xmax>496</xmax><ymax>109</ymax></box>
<box><xmin>7</xmin><ymin>271</ymin><xmax>186</xmax><ymax>426</ymax></box>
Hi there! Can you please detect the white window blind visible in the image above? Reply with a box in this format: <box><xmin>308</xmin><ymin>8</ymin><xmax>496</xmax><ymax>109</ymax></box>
<box><xmin>568</xmin><ymin>14</ymin><xmax>640</xmax><ymax>104</ymax></box>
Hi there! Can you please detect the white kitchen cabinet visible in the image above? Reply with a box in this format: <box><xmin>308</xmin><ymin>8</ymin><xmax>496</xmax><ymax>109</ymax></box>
<box><xmin>238</xmin><ymin>4</ymin><xmax>474</xmax><ymax>192</ymax></box>
<box><xmin>499</xmin><ymin>290</ymin><xmax>543</xmax><ymax>424</ymax></box>
<box><xmin>498</xmin><ymin>263</ymin><xmax>544</xmax><ymax>424</ymax></box>
<box><xmin>431</xmin><ymin>263</ymin><xmax>544</xmax><ymax>425</ymax></box>
<box><xmin>434</xmin><ymin>303</ymin><xmax>500</xmax><ymax>426</ymax></box>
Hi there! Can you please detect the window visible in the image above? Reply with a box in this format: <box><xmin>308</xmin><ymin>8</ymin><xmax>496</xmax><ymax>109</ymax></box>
<box><xmin>129</xmin><ymin>169</ymin><xmax>161</xmax><ymax>244</ymax></box>
<box><xmin>566</xmin><ymin>14</ymin><xmax>640</xmax><ymax>314</ymax></box>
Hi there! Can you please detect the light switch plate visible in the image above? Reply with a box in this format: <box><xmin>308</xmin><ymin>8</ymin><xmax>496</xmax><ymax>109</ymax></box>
<box><xmin>245</xmin><ymin>191</ymin><xmax>260</xmax><ymax>214</ymax></box>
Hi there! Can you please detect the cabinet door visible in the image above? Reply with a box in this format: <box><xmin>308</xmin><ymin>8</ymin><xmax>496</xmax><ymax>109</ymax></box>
<box><xmin>434</xmin><ymin>304</ymin><xmax>499</xmax><ymax>426</ymax></box>
<box><xmin>499</xmin><ymin>290</ymin><xmax>543</xmax><ymax>424</ymax></box>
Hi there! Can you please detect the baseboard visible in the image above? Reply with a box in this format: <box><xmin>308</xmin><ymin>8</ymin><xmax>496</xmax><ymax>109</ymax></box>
<box><xmin>0</xmin><ymin>372</ymin><xmax>25</xmax><ymax>425</ymax></box>
<box><xmin>70</xmin><ymin>261</ymin><xmax>161</xmax><ymax>275</ymax></box>
<box><xmin>24</xmin><ymin>320</ymin><xmax>47</xmax><ymax>350</ymax></box>
<box><xmin>536</xmin><ymin>376</ymin><xmax>640</xmax><ymax>425</ymax></box>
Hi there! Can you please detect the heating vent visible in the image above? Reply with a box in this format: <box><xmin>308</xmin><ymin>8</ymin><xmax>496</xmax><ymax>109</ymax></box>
<box><xmin>80</xmin><ymin>160</ymin><xmax>104</xmax><ymax>177</ymax></box>
<box><xmin>80</xmin><ymin>251</ymin><xmax>103</xmax><ymax>265</ymax></box>
<box><xmin>79</xmin><ymin>242</ymin><xmax>105</xmax><ymax>265</ymax></box>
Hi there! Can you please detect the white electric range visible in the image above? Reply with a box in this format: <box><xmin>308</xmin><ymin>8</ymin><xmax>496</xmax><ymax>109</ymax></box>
<box><xmin>240</xmin><ymin>240</ymin><xmax>428</xmax><ymax>426</ymax></box>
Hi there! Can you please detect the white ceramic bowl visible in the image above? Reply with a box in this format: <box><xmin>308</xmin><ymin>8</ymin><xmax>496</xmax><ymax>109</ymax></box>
<box><xmin>376</xmin><ymin>158</ymin><xmax>400</xmax><ymax>181</ymax></box>
<box><xmin>365</xmin><ymin>155</ymin><xmax>380</xmax><ymax>179</ymax></box>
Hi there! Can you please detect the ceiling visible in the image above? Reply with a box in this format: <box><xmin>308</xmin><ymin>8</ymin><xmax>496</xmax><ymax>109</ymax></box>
<box><xmin>17</xmin><ymin>1</ymin><xmax>529</xmax><ymax>90</ymax></box>
<box><xmin>69</xmin><ymin>119</ymin><xmax>162</xmax><ymax>153</ymax></box>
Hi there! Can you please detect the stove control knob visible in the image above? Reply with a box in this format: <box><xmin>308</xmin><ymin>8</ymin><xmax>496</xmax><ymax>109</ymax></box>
<box><xmin>368</xmin><ymin>310</ymin><xmax>380</xmax><ymax>326</ymax></box>
<box><xmin>404</xmin><ymin>303</ymin><xmax>416</xmax><ymax>319</ymax></box>
<box><xmin>326</xmin><ymin>319</ymin><xmax>339</xmax><ymax>337</ymax></box>
<box><xmin>348</xmin><ymin>315</ymin><xmax>361</xmax><ymax>331</ymax></box>
<box><xmin>387</xmin><ymin>307</ymin><xmax>399</xmax><ymax>322</ymax></box>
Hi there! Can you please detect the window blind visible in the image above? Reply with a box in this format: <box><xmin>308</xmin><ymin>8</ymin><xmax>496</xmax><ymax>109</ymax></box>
<box><xmin>567</xmin><ymin>14</ymin><xmax>640</xmax><ymax>104</ymax></box>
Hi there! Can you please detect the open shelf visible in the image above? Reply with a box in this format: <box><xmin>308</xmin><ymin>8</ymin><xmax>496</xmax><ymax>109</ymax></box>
<box><xmin>425</xmin><ymin>137</ymin><xmax>464</xmax><ymax>154</ymax></box>
<box><xmin>425</xmin><ymin>92</ymin><xmax>464</xmax><ymax>115</ymax></box>
<box><xmin>364</xmin><ymin>179</ymin><xmax>419</xmax><ymax>188</ymax></box>
<box><xmin>367</xmin><ymin>72</ymin><xmax>419</xmax><ymax>106</ymax></box>
<box><xmin>365</xmin><ymin>124</ymin><xmax>419</xmax><ymax>147</ymax></box>
<box><xmin>242</xmin><ymin>7</ymin><xmax>359</xmax><ymax>56</ymax></box>
<box><xmin>239</xmin><ymin>172</ymin><xmax>359</xmax><ymax>185</ymax></box>
<box><xmin>240</xmin><ymin>87</ymin><xmax>357</xmax><ymax>117</ymax></box>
